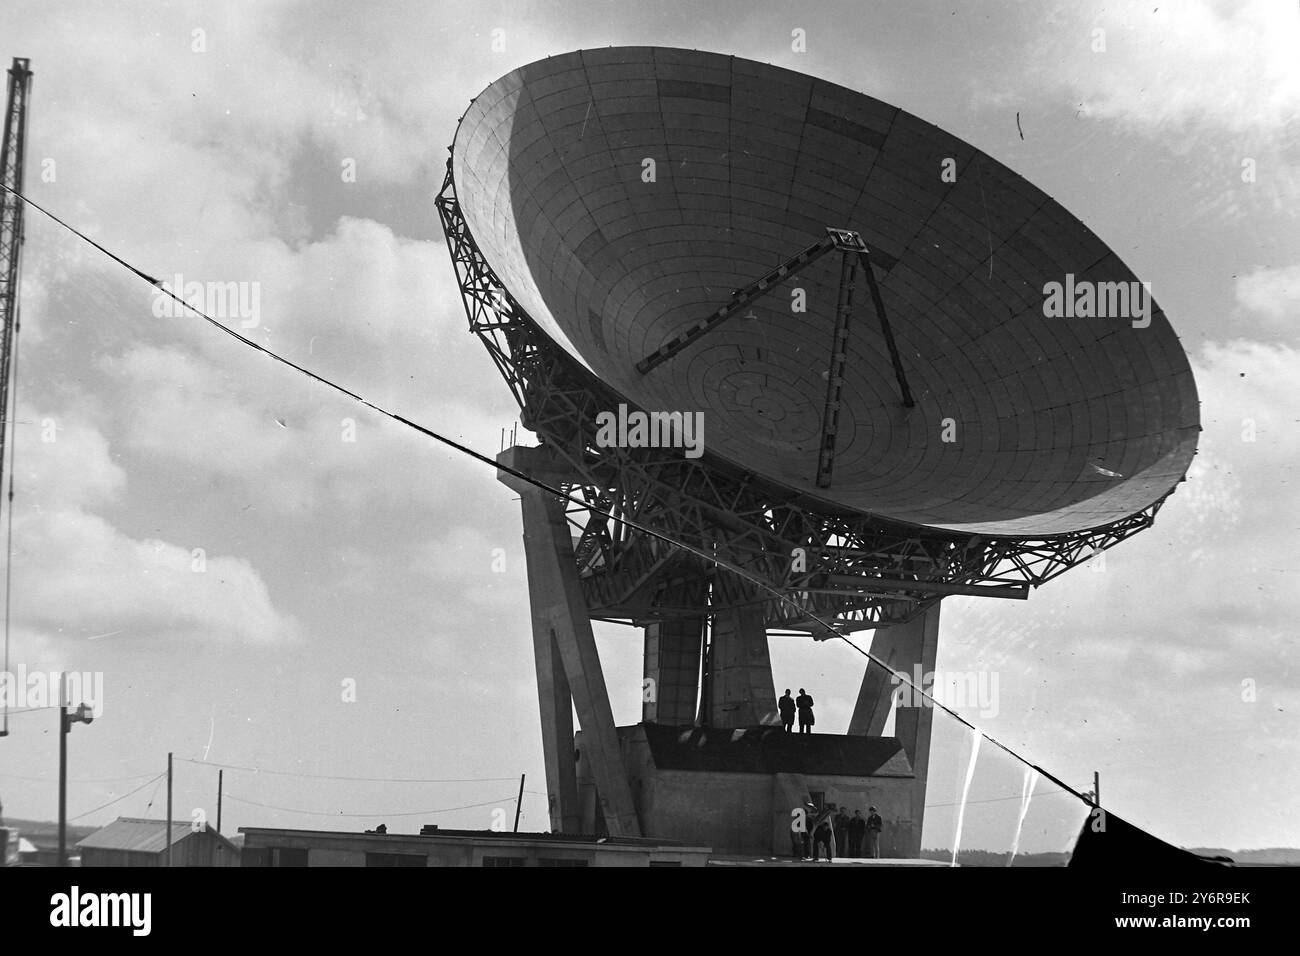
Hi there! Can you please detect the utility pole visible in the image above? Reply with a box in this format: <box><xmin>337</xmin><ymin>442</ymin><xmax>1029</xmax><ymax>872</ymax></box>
<box><xmin>512</xmin><ymin>773</ymin><xmax>525</xmax><ymax>832</ymax></box>
<box><xmin>57</xmin><ymin>701</ymin><xmax>66</xmax><ymax>866</ymax></box>
<box><xmin>1084</xmin><ymin>770</ymin><xmax>1101</xmax><ymax>807</ymax></box>
<box><xmin>166</xmin><ymin>752</ymin><xmax>173</xmax><ymax>867</ymax></box>
<box><xmin>216</xmin><ymin>768</ymin><xmax>223</xmax><ymax>834</ymax></box>
<box><xmin>57</xmin><ymin>703</ymin><xmax>65</xmax><ymax>865</ymax></box>
<box><xmin>57</xmin><ymin>674</ymin><xmax>93</xmax><ymax>867</ymax></box>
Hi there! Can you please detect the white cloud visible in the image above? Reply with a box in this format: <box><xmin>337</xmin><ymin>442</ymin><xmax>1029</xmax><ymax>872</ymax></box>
<box><xmin>1024</xmin><ymin>0</ymin><xmax>1300</xmax><ymax>134</ymax></box>
<box><xmin>971</xmin><ymin>1</ymin><xmax>1300</xmax><ymax>215</ymax></box>
<box><xmin>18</xmin><ymin>415</ymin><xmax>125</xmax><ymax>510</ymax></box>
<box><xmin>93</xmin><ymin>206</ymin><xmax>522</xmax><ymax>516</ymax></box>
<box><xmin>1236</xmin><ymin>264</ymin><xmax>1300</xmax><ymax>328</ymax></box>
<box><xmin>411</xmin><ymin>524</ymin><xmax>527</xmax><ymax>609</ymax></box>
<box><xmin>99</xmin><ymin>336</ymin><xmax>515</xmax><ymax>516</ymax></box>
<box><xmin>11</xmin><ymin>405</ymin><xmax>298</xmax><ymax>646</ymax></box>
<box><xmin>17</xmin><ymin>511</ymin><xmax>297</xmax><ymax>645</ymax></box>
<box><xmin>272</xmin><ymin>217</ymin><xmax>448</xmax><ymax>347</ymax></box>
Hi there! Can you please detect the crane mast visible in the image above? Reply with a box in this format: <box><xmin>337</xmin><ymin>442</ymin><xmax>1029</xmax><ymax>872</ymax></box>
<box><xmin>0</xmin><ymin>58</ymin><xmax>30</xmax><ymax>506</ymax></box>
<box><xmin>0</xmin><ymin>57</ymin><xmax>31</xmax><ymax>738</ymax></box>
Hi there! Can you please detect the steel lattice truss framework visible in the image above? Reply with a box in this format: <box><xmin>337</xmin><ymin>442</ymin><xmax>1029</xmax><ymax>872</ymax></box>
<box><xmin>436</xmin><ymin>167</ymin><xmax>1170</xmax><ymax>634</ymax></box>
<box><xmin>0</xmin><ymin>59</ymin><xmax>32</xmax><ymax>506</ymax></box>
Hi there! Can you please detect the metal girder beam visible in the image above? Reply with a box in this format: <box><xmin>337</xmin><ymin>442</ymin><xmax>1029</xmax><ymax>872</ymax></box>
<box><xmin>816</xmin><ymin>576</ymin><xmax>1030</xmax><ymax>600</ymax></box>
<box><xmin>600</xmin><ymin>547</ymin><xmax>680</xmax><ymax>609</ymax></box>
<box><xmin>855</xmin><ymin>248</ymin><xmax>915</xmax><ymax>408</ymax></box>
<box><xmin>635</xmin><ymin>233</ymin><xmax>839</xmax><ymax>375</ymax></box>
<box><xmin>815</xmin><ymin>251</ymin><xmax>857</xmax><ymax>488</ymax></box>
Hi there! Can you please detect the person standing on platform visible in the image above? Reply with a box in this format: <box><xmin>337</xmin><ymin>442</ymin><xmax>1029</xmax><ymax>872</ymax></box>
<box><xmin>796</xmin><ymin>688</ymin><xmax>815</xmax><ymax>734</ymax></box>
<box><xmin>779</xmin><ymin>689</ymin><xmax>797</xmax><ymax>733</ymax></box>
<box><xmin>833</xmin><ymin>806</ymin><xmax>849</xmax><ymax>856</ymax></box>
<box><xmin>812</xmin><ymin>806</ymin><xmax>835</xmax><ymax>861</ymax></box>
<box><xmin>848</xmin><ymin>809</ymin><xmax>866</xmax><ymax>857</ymax></box>
<box><xmin>865</xmin><ymin>805</ymin><xmax>884</xmax><ymax>859</ymax></box>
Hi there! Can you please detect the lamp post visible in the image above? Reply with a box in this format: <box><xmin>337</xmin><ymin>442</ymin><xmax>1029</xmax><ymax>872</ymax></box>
<box><xmin>58</xmin><ymin>690</ymin><xmax>94</xmax><ymax>867</ymax></box>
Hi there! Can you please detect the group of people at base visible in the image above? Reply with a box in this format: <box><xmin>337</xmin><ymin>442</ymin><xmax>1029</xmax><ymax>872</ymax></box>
<box><xmin>794</xmin><ymin>803</ymin><xmax>883</xmax><ymax>861</ymax></box>
<box><xmin>778</xmin><ymin>688</ymin><xmax>815</xmax><ymax>733</ymax></box>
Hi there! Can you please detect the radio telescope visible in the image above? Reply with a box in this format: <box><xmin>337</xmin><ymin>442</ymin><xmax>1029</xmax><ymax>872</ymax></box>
<box><xmin>436</xmin><ymin>47</ymin><xmax>1198</xmax><ymax>856</ymax></box>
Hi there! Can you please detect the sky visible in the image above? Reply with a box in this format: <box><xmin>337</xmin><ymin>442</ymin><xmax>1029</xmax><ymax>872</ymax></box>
<box><xmin>0</xmin><ymin>0</ymin><xmax>1296</xmax><ymax>854</ymax></box>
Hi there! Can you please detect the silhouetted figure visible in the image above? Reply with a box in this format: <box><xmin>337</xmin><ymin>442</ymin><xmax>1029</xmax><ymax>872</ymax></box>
<box><xmin>865</xmin><ymin>806</ymin><xmax>883</xmax><ymax>859</ymax></box>
<box><xmin>796</xmin><ymin>688</ymin><xmax>815</xmax><ymax>734</ymax></box>
<box><xmin>833</xmin><ymin>807</ymin><xmax>849</xmax><ymax>856</ymax></box>
<box><xmin>848</xmin><ymin>809</ymin><xmax>866</xmax><ymax>857</ymax></box>
<box><xmin>778</xmin><ymin>689</ymin><xmax>796</xmax><ymax>733</ymax></box>
<box><xmin>812</xmin><ymin>807</ymin><xmax>835</xmax><ymax>861</ymax></box>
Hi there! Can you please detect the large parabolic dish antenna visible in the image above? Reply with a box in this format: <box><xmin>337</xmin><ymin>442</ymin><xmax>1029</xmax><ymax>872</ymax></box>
<box><xmin>450</xmin><ymin>47</ymin><xmax>1199</xmax><ymax>537</ymax></box>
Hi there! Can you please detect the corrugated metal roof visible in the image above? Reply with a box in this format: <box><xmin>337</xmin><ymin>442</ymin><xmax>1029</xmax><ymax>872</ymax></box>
<box><xmin>76</xmin><ymin>817</ymin><xmax>194</xmax><ymax>853</ymax></box>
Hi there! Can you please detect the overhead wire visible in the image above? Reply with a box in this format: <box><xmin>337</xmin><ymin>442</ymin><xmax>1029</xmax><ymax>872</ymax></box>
<box><xmin>223</xmin><ymin>793</ymin><xmax>516</xmax><ymax>818</ymax></box>
<box><xmin>0</xmin><ymin>768</ymin><xmax>159</xmax><ymax>784</ymax></box>
<box><xmin>68</xmin><ymin>771</ymin><xmax>167</xmax><ymax>822</ymax></box>
<box><xmin>173</xmin><ymin>755</ymin><xmax>518</xmax><ymax>783</ymax></box>
<box><xmin>0</xmin><ymin>181</ymin><xmax>1096</xmax><ymax>817</ymax></box>
<box><xmin>925</xmin><ymin>786</ymin><xmax>1073</xmax><ymax>810</ymax></box>
<box><xmin>141</xmin><ymin>771</ymin><xmax>165</xmax><ymax>818</ymax></box>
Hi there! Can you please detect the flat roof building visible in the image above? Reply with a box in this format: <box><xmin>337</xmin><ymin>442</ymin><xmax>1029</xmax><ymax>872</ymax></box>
<box><xmin>239</xmin><ymin>825</ymin><xmax>711</xmax><ymax>867</ymax></box>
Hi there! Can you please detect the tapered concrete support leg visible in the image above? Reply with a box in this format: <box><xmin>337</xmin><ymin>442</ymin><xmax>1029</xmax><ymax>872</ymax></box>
<box><xmin>499</xmin><ymin>446</ymin><xmax>641</xmax><ymax>838</ymax></box>
<box><xmin>847</xmin><ymin>603</ymin><xmax>940</xmax><ymax>858</ymax></box>
<box><xmin>848</xmin><ymin>603</ymin><xmax>941</xmax><ymax>735</ymax></box>
<box><xmin>707</xmin><ymin>604</ymin><xmax>778</xmax><ymax>728</ymax></box>
<box><xmin>643</xmin><ymin>617</ymin><xmax>704</xmax><ymax>725</ymax></box>
<box><xmin>575</xmin><ymin>749</ymin><xmax>600</xmax><ymax>835</ymax></box>
<box><xmin>530</xmin><ymin>618</ymin><xmax>579</xmax><ymax>833</ymax></box>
